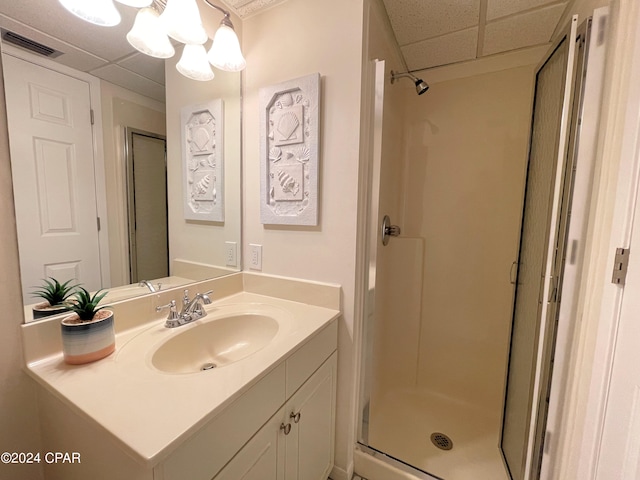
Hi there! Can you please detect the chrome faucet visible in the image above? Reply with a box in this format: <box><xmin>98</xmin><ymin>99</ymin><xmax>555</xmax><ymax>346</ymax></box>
<box><xmin>138</xmin><ymin>280</ymin><xmax>157</xmax><ymax>293</ymax></box>
<box><xmin>156</xmin><ymin>289</ymin><xmax>213</xmax><ymax>328</ymax></box>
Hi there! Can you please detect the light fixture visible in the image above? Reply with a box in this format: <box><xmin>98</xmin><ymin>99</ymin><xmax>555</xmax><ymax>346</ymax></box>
<box><xmin>177</xmin><ymin>44</ymin><xmax>215</xmax><ymax>81</ymax></box>
<box><xmin>208</xmin><ymin>15</ymin><xmax>246</xmax><ymax>72</ymax></box>
<box><xmin>127</xmin><ymin>7</ymin><xmax>175</xmax><ymax>58</ymax></box>
<box><xmin>115</xmin><ymin>0</ymin><xmax>153</xmax><ymax>7</ymax></box>
<box><xmin>58</xmin><ymin>0</ymin><xmax>121</xmax><ymax>27</ymax></box>
<box><xmin>160</xmin><ymin>0</ymin><xmax>208</xmax><ymax>45</ymax></box>
<box><xmin>59</xmin><ymin>0</ymin><xmax>246</xmax><ymax>82</ymax></box>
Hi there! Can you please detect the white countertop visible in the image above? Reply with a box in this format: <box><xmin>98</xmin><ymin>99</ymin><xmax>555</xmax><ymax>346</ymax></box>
<box><xmin>24</xmin><ymin>291</ymin><xmax>339</xmax><ymax>467</ymax></box>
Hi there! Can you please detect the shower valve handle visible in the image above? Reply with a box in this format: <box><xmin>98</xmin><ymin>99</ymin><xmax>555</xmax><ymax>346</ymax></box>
<box><xmin>382</xmin><ymin>215</ymin><xmax>401</xmax><ymax>246</ymax></box>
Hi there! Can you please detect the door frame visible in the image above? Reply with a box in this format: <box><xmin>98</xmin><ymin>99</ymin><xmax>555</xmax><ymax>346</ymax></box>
<box><xmin>0</xmin><ymin>42</ymin><xmax>110</xmax><ymax>291</ymax></box>
<box><xmin>547</xmin><ymin>0</ymin><xmax>640</xmax><ymax>478</ymax></box>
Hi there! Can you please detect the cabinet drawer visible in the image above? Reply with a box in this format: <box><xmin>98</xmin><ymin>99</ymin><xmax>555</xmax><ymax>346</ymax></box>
<box><xmin>158</xmin><ymin>363</ymin><xmax>286</xmax><ymax>480</ymax></box>
<box><xmin>285</xmin><ymin>319</ymin><xmax>337</xmax><ymax>398</ymax></box>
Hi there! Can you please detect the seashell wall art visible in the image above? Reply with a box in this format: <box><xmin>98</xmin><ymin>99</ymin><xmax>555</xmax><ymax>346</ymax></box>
<box><xmin>259</xmin><ymin>73</ymin><xmax>320</xmax><ymax>225</ymax></box>
<box><xmin>181</xmin><ymin>99</ymin><xmax>224</xmax><ymax>222</ymax></box>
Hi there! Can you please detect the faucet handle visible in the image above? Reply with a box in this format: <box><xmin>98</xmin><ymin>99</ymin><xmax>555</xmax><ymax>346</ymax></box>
<box><xmin>156</xmin><ymin>300</ymin><xmax>179</xmax><ymax>319</ymax></box>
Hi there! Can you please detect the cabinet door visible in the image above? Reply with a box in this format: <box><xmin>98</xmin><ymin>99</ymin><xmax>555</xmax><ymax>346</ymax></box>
<box><xmin>214</xmin><ymin>411</ymin><xmax>285</xmax><ymax>480</ymax></box>
<box><xmin>285</xmin><ymin>353</ymin><xmax>337</xmax><ymax>480</ymax></box>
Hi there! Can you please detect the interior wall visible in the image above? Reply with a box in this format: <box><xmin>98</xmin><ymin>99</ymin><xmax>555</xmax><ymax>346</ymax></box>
<box><xmin>164</xmin><ymin>48</ymin><xmax>241</xmax><ymax>273</ymax></box>
<box><xmin>0</xmin><ymin>44</ymin><xmax>44</xmax><ymax>480</ymax></box>
<box><xmin>241</xmin><ymin>0</ymin><xmax>364</xmax><ymax>475</ymax></box>
<box><xmin>100</xmin><ymin>81</ymin><xmax>166</xmax><ymax>288</ymax></box>
<box><xmin>399</xmin><ymin>66</ymin><xmax>534</xmax><ymax>417</ymax></box>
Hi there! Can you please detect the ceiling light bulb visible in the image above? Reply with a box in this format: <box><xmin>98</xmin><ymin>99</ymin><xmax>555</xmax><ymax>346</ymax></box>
<box><xmin>160</xmin><ymin>0</ymin><xmax>208</xmax><ymax>45</ymax></box>
<box><xmin>115</xmin><ymin>0</ymin><xmax>153</xmax><ymax>6</ymax></box>
<box><xmin>58</xmin><ymin>0</ymin><xmax>121</xmax><ymax>27</ymax></box>
<box><xmin>177</xmin><ymin>44</ymin><xmax>215</xmax><ymax>81</ymax></box>
<box><xmin>127</xmin><ymin>7</ymin><xmax>175</xmax><ymax>58</ymax></box>
<box><xmin>208</xmin><ymin>21</ymin><xmax>246</xmax><ymax>72</ymax></box>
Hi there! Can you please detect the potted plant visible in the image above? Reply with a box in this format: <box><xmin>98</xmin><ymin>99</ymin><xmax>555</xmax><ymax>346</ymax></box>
<box><xmin>60</xmin><ymin>288</ymin><xmax>115</xmax><ymax>365</ymax></box>
<box><xmin>31</xmin><ymin>277</ymin><xmax>78</xmax><ymax>319</ymax></box>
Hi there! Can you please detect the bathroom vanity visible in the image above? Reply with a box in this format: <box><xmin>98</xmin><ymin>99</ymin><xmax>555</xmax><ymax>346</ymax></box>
<box><xmin>21</xmin><ymin>273</ymin><xmax>340</xmax><ymax>480</ymax></box>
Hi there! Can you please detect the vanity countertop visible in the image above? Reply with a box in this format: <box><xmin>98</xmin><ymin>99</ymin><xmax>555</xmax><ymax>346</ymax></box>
<box><xmin>22</xmin><ymin>290</ymin><xmax>340</xmax><ymax>467</ymax></box>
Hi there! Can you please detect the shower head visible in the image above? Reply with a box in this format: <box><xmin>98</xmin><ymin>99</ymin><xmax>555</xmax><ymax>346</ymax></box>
<box><xmin>390</xmin><ymin>70</ymin><xmax>429</xmax><ymax>95</ymax></box>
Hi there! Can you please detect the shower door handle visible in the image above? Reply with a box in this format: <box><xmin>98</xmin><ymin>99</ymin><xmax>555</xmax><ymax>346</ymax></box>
<box><xmin>381</xmin><ymin>215</ymin><xmax>401</xmax><ymax>246</ymax></box>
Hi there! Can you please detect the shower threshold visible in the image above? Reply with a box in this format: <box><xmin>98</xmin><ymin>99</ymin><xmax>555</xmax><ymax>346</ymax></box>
<box><xmin>356</xmin><ymin>443</ymin><xmax>444</xmax><ymax>480</ymax></box>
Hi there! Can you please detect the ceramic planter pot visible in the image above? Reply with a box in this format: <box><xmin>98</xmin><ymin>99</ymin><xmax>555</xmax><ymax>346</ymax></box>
<box><xmin>61</xmin><ymin>310</ymin><xmax>115</xmax><ymax>365</ymax></box>
<box><xmin>32</xmin><ymin>302</ymin><xmax>68</xmax><ymax>319</ymax></box>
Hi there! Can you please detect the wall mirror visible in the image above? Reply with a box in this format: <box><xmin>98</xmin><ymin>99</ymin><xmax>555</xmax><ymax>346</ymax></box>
<box><xmin>0</xmin><ymin>0</ymin><xmax>242</xmax><ymax>322</ymax></box>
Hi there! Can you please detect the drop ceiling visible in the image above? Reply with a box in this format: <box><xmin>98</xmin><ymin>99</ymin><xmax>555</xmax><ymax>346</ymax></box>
<box><xmin>381</xmin><ymin>0</ymin><xmax>572</xmax><ymax>72</ymax></box>
<box><xmin>0</xmin><ymin>0</ymin><xmax>572</xmax><ymax>101</ymax></box>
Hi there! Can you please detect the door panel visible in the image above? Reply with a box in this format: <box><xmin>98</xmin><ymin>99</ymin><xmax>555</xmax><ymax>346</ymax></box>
<box><xmin>3</xmin><ymin>53</ymin><xmax>102</xmax><ymax>303</ymax></box>
<box><xmin>501</xmin><ymin>18</ymin><xmax>584</xmax><ymax>480</ymax></box>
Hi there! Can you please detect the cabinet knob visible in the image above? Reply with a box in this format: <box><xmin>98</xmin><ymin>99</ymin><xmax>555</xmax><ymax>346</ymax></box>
<box><xmin>280</xmin><ymin>423</ymin><xmax>291</xmax><ymax>435</ymax></box>
<box><xmin>290</xmin><ymin>411</ymin><xmax>301</xmax><ymax>423</ymax></box>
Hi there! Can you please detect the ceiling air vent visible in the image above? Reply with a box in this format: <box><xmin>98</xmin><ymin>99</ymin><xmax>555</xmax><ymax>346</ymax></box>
<box><xmin>1</xmin><ymin>29</ymin><xmax>62</xmax><ymax>58</ymax></box>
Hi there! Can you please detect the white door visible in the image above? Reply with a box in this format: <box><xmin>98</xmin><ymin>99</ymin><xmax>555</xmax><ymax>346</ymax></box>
<box><xmin>596</xmin><ymin>192</ymin><xmax>640</xmax><ymax>478</ymax></box>
<box><xmin>2</xmin><ymin>53</ymin><xmax>102</xmax><ymax>304</ymax></box>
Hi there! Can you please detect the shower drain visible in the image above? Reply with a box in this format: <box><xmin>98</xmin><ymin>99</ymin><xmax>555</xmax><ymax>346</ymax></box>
<box><xmin>430</xmin><ymin>432</ymin><xmax>453</xmax><ymax>451</ymax></box>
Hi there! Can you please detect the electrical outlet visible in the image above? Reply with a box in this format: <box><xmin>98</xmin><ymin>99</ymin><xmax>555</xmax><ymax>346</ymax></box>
<box><xmin>225</xmin><ymin>241</ymin><xmax>237</xmax><ymax>267</ymax></box>
<box><xmin>249</xmin><ymin>244</ymin><xmax>262</xmax><ymax>270</ymax></box>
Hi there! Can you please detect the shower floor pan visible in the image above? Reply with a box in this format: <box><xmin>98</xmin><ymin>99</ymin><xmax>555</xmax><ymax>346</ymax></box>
<box><xmin>367</xmin><ymin>388</ymin><xmax>509</xmax><ymax>480</ymax></box>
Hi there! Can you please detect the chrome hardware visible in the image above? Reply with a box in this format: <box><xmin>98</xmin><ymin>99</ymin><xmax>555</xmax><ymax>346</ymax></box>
<box><xmin>139</xmin><ymin>280</ymin><xmax>157</xmax><ymax>292</ymax></box>
<box><xmin>280</xmin><ymin>423</ymin><xmax>291</xmax><ymax>435</ymax></box>
<box><xmin>156</xmin><ymin>300</ymin><xmax>181</xmax><ymax>328</ymax></box>
<box><xmin>381</xmin><ymin>215</ymin><xmax>401</xmax><ymax>246</ymax></box>
<box><xmin>612</xmin><ymin>247</ymin><xmax>630</xmax><ymax>285</ymax></box>
<box><xmin>290</xmin><ymin>411</ymin><xmax>301</xmax><ymax>423</ymax></box>
<box><xmin>162</xmin><ymin>290</ymin><xmax>214</xmax><ymax>328</ymax></box>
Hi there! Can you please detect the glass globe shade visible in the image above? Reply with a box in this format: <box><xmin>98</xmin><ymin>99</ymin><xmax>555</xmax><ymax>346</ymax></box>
<box><xmin>207</xmin><ymin>23</ymin><xmax>246</xmax><ymax>72</ymax></box>
<box><xmin>115</xmin><ymin>0</ymin><xmax>152</xmax><ymax>6</ymax></box>
<box><xmin>127</xmin><ymin>7</ymin><xmax>175</xmax><ymax>58</ymax></box>
<box><xmin>159</xmin><ymin>0</ymin><xmax>208</xmax><ymax>45</ymax></box>
<box><xmin>177</xmin><ymin>44</ymin><xmax>215</xmax><ymax>81</ymax></box>
<box><xmin>58</xmin><ymin>0</ymin><xmax>121</xmax><ymax>27</ymax></box>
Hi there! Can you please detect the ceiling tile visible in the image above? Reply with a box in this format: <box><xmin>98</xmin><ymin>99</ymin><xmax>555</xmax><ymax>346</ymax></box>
<box><xmin>117</xmin><ymin>53</ymin><xmax>166</xmax><ymax>86</ymax></box>
<box><xmin>0</xmin><ymin>0</ymin><xmax>139</xmax><ymax>61</ymax></box>
<box><xmin>487</xmin><ymin>0</ymin><xmax>567</xmax><ymax>21</ymax></box>
<box><xmin>483</xmin><ymin>4</ymin><xmax>566</xmax><ymax>56</ymax></box>
<box><xmin>0</xmin><ymin>14</ymin><xmax>109</xmax><ymax>72</ymax></box>
<box><xmin>402</xmin><ymin>27</ymin><xmax>478</xmax><ymax>71</ymax></box>
<box><xmin>90</xmin><ymin>64</ymin><xmax>165</xmax><ymax>102</ymax></box>
<box><xmin>382</xmin><ymin>0</ymin><xmax>481</xmax><ymax>46</ymax></box>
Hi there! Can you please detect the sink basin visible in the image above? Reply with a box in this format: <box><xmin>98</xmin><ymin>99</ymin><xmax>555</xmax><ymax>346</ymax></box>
<box><xmin>151</xmin><ymin>314</ymin><xmax>279</xmax><ymax>374</ymax></box>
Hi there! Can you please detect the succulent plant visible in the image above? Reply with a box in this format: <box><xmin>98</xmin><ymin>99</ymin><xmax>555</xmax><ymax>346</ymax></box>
<box><xmin>67</xmin><ymin>288</ymin><xmax>110</xmax><ymax>321</ymax></box>
<box><xmin>31</xmin><ymin>277</ymin><xmax>79</xmax><ymax>307</ymax></box>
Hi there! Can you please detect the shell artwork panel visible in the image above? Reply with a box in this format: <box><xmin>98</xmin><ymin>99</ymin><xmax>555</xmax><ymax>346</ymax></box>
<box><xmin>181</xmin><ymin>99</ymin><xmax>224</xmax><ymax>221</ymax></box>
<box><xmin>259</xmin><ymin>73</ymin><xmax>319</xmax><ymax>225</ymax></box>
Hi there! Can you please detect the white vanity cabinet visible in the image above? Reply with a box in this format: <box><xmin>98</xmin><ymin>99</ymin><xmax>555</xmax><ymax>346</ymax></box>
<box><xmin>215</xmin><ymin>353</ymin><xmax>336</xmax><ymax>480</ymax></box>
<box><xmin>157</xmin><ymin>320</ymin><xmax>337</xmax><ymax>480</ymax></box>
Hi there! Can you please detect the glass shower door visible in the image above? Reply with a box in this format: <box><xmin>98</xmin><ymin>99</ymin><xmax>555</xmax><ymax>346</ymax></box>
<box><xmin>501</xmin><ymin>16</ymin><xmax>590</xmax><ymax>480</ymax></box>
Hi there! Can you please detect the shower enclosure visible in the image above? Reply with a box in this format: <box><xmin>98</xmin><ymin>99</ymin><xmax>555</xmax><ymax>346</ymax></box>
<box><xmin>357</xmin><ymin>11</ymin><xmax>605</xmax><ymax>480</ymax></box>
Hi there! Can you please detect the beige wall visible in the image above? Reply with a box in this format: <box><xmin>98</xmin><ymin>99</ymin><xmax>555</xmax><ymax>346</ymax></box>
<box><xmin>241</xmin><ymin>0</ymin><xmax>364</xmax><ymax>475</ymax></box>
<box><xmin>100</xmin><ymin>81</ymin><xmax>166</xmax><ymax>287</ymax></box>
<box><xmin>406</xmin><ymin>66</ymin><xmax>532</xmax><ymax>414</ymax></box>
<box><xmin>165</xmin><ymin>48</ymin><xmax>242</xmax><ymax>274</ymax></box>
<box><xmin>0</xmin><ymin>46</ymin><xmax>44</xmax><ymax>480</ymax></box>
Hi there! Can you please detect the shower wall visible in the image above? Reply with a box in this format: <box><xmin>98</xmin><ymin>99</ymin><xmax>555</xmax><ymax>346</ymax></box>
<box><xmin>372</xmin><ymin>64</ymin><xmax>536</xmax><ymax>423</ymax></box>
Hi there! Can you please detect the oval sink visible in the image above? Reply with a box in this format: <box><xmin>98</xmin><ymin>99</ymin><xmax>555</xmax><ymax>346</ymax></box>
<box><xmin>151</xmin><ymin>314</ymin><xmax>279</xmax><ymax>374</ymax></box>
